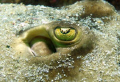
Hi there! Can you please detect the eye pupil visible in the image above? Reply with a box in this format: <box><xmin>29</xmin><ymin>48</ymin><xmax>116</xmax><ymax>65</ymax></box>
<box><xmin>60</xmin><ymin>28</ymin><xmax>70</xmax><ymax>34</ymax></box>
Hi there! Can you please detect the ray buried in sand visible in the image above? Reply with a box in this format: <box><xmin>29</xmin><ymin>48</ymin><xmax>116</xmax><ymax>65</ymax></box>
<box><xmin>0</xmin><ymin>0</ymin><xmax>120</xmax><ymax>82</ymax></box>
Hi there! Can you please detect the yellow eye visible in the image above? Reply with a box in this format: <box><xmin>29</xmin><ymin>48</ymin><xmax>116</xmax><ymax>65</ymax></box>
<box><xmin>54</xmin><ymin>26</ymin><xmax>77</xmax><ymax>41</ymax></box>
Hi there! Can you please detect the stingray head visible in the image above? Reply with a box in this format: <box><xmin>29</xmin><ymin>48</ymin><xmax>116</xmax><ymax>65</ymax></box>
<box><xmin>12</xmin><ymin>21</ymin><xmax>94</xmax><ymax>66</ymax></box>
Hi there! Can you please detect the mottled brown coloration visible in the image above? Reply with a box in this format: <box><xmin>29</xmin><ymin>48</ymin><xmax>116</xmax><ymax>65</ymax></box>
<box><xmin>13</xmin><ymin>21</ymin><xmax>95</xmax><ymax>81</ymax></box>
<box><xmin>66</xmin><ymin>0</ymin><xmax>116</xmax><ymax>18</ymax></box>
<box><xmin>0</xmin><ymin>0</ymin><xmax>120</xmax><ymax>82</ymax></box>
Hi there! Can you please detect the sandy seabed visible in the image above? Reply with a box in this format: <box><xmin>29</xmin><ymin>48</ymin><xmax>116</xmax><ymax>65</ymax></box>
<box><xmin>0</xmin><ymin>0</ymin><xmax>120</xmax><ymax>82</ymax></box>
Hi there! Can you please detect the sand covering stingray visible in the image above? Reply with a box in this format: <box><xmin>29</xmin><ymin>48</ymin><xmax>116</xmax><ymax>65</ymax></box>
<box><xmin>0</xmin><ymin>0</ymin><xmax>120</xmax><ymax>81</ymax></box>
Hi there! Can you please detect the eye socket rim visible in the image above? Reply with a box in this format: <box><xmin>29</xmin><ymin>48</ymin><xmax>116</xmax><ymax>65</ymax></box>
<box><xmin>49</xmin><ymin>25</ymin><xmax>82</xmax><ymax>47</ymax></box>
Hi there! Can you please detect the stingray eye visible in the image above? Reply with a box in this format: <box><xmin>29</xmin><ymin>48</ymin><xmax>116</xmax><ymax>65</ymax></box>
<box><xmin>54</xmin><ymin>26</ymin><xmax>77</xmax><ymax>41</ymax></box>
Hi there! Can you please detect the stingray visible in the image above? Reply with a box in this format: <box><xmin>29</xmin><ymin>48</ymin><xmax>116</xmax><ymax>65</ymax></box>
<box><xmin>0</xmin><ymin>0</ymin><xmax>120</xmax><ymax>81</ymax></box>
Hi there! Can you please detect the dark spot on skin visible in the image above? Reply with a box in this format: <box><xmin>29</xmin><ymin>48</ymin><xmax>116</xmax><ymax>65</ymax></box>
<box><xmin>6</xmin><ymin>45</ymin><xmax>10</xmax><ymax>48</ymax></box>
<box><xmin>118</xmin><ymin>62</ymin><xmax>120</xmax><ymax>66</ymax></box>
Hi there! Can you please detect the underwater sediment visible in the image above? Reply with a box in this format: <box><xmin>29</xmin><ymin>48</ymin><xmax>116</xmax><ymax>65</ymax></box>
<box><xmin>0</xmin><ymin>0</ymin><xmax>120</xmax><ymax>81</ymax></box>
